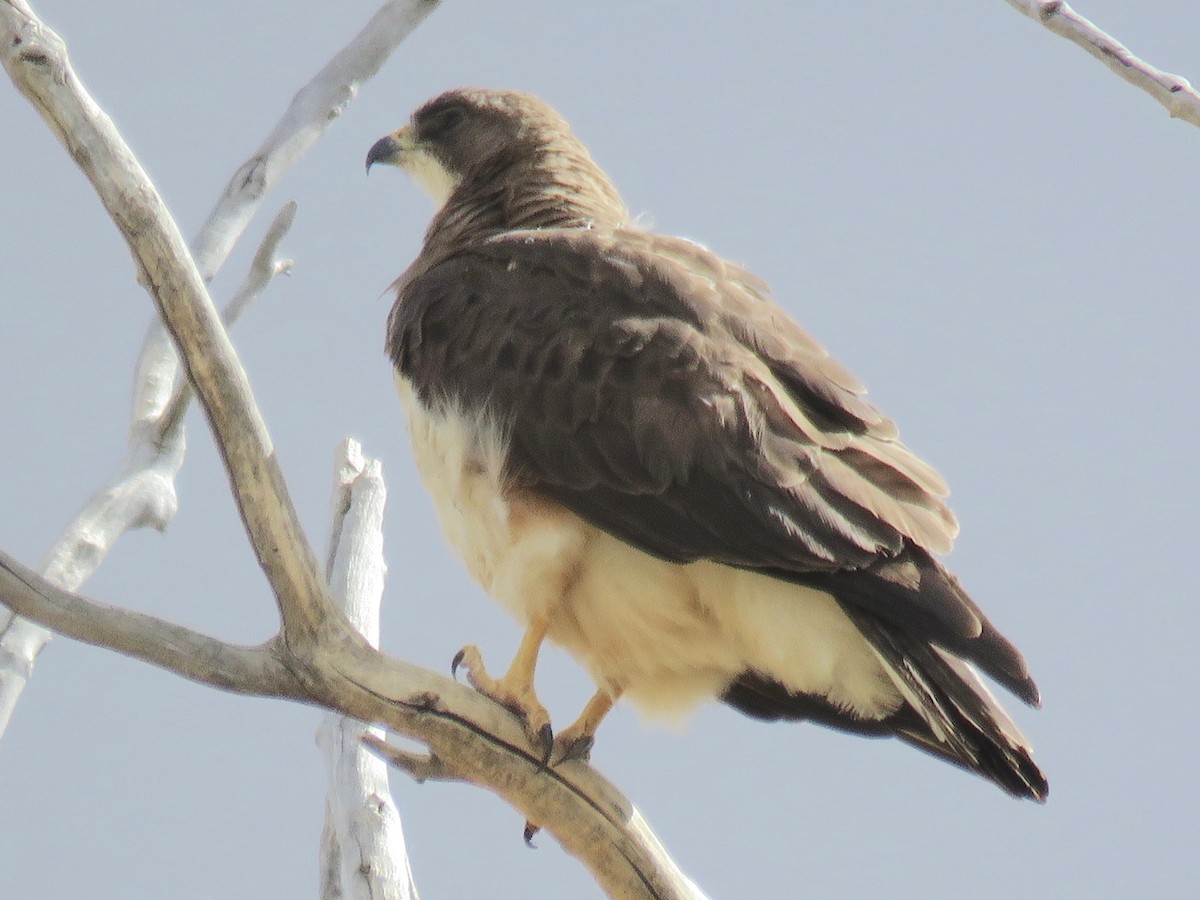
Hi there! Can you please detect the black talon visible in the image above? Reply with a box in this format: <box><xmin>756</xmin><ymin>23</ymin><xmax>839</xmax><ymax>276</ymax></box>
<box><xmin>535</xmin><ymin>722</ymin><xmax>554</xmax><ymax>769</ymax></box>
<box><xmin>450</xmin><ymin>648</ymin><xmax>466</xmax><ymax>679</ymax></box>
<box><xmin>557</xmin><ymin>734</ymin><xmax>594</xmax><ymax>765</ymax></box>
<box><xmin>523</xmin><ymin>821</ymin><xmax>540</xmax><ymax>847</ymax></box>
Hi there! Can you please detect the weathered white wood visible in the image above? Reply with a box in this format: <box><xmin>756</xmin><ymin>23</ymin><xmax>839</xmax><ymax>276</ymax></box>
<box><xmin>0</xmin><ymin>201</ymin><xmax>294</xmax><ymax>737</ymax></box>
<box><xmin>319</xmin><ymin>802</ymin><xmax>346</xmax><ymax>900</ymax></box>
<box><xmin>1002</xmin><ymin>0</ymin><xmax>1200</xmax><ymax>127</ymax></box>
<box><xmin>318</xmin><ymin>440</ymin><xmax>420</xmax><ymax>900</ymax></box>
<box><xmin>0</xmin><ymin>2</ymin><xmax>711</xmax><ymax>896</ymax></box>
<box><xmin>155</xmin><ymin>202</ymin><xmax>297</xmax><ymax>439</ymax></box>
<box><xmin>191</xmin><ymin>0</ymin><xmax>442</xmax><ymax>282</ymax></box>
<box><xmin>3</xmin><ymin>5</ymin><xmax>329</xmax><ymax>645</ymax></box>
<box><xmin>0</xmin><ymin>550</ymin><xmax>298</xmax><ymax>695</ymax></box>
<box><xmin>0</xmin><ymin>0</ymin><xmax>432</xmax><ymax>738</ymax></box>
<box><xmin>0</xmin><ymin>540</ymin><xmax>711</xmax><ymax>900</ymax></box>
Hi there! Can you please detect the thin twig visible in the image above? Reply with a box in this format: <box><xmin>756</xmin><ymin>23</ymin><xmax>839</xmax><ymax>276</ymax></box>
<box><xmin>0</xmin><ymin>201</ymin><xmax>294</xmax><ymax>737</ymax></box>
<box><xmin>191</xmin><ymin>0</ymin><xmax>443</xmax><ymax>281</ymax></box>
<box><xmin>155</xmin><ymin>201</ymin><xmax>297</xmax><ymax>442</ymax></box>
<box><xmin>1002</xmin><ymin>0</ymin><xmax>1200</xmax><ymax>127</ymax></box>
<box><xmin>362</xmin><ymin>735</ymin><xmax>449</xmax><ymax>784</ymax></box>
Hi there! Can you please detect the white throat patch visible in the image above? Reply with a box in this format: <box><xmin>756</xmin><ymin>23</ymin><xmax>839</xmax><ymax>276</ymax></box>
<box><xmin>403</xmin><ymin>149</ymin><xmax>461</xmax><ymax>210</ymax></box>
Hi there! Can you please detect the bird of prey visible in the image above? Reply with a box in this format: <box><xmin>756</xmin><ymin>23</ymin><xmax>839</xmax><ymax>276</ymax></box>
<box><xmin>366</xmin><ymin>87</ymin><xmax>1047</xmax><ymax>801</ymax></box>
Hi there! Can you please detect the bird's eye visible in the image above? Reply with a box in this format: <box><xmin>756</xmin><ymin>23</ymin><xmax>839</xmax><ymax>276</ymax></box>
<box><xmin>422</xmin><ymin>105</ymin><xmax>465</xmax><ymax>137</ymax></box>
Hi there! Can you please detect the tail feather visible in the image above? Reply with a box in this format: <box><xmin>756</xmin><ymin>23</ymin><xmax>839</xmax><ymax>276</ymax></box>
<box><xmin>844</xmin><ymin>606</ymin><xmax>1048</xmax><ymax>801</ymax></box>
<box><xmin>720</xmin><ymin>611</ymin><xmax>1048</xmax><ymax>802</ymax></box>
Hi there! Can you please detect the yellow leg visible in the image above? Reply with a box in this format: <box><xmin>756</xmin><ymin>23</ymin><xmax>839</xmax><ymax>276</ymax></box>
<box><xmin>452</xmin><ymin>617</ymin><xmax>552</xmax><ymax>760</ymax></box>
<box><xmin>500</xmin><ymin>616</ymin><xmax>549</xmax><ymax>694</ymax></box>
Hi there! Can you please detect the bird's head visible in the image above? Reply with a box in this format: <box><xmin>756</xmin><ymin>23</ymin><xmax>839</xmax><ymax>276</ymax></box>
<box><xmin>366</xmin><ymin>88</ymin><xmax>579</xmax><ymax>207</ymax></box>
<box><xmin>366</xmin><ymin>88</ymin><xmax>627</xmax><ymax>230</ymax></box>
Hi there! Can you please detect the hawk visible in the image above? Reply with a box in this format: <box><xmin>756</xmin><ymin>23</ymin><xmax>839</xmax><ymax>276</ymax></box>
<box><xmin>367</xmin><ymin>88</ymin><xmax>1047</xmax><ymax>801</ymax></box>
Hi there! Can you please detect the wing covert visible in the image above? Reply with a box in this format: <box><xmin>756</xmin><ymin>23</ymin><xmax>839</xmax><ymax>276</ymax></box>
<box><xmin>390</xmin><ymin>230</ymin><xmax>937</xmax><ymax>568</ymax></box>
<box><xmin>387</xmin><ymin>229</ymin><xmax>1031</xmax><ymax>691</ymax></box>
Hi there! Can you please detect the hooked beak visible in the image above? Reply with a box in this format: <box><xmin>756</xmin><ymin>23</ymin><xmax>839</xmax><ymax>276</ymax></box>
<box><xmin>365</xmin><ymin>125</ymin><xmax>415</xmax><ymax>174</ymax></box>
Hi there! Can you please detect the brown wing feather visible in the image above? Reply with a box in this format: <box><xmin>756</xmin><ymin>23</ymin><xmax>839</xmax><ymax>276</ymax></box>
<box><xmin>388</xmin><ymin>227</ymin><xmax>1036</xmax><ymax>701</ymax></box>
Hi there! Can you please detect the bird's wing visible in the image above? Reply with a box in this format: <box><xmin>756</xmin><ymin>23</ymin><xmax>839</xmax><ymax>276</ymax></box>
<box><xmin>389</xmin><ymin>228</ymin><xmax>1035</xmax><ymax>700</ymax></box>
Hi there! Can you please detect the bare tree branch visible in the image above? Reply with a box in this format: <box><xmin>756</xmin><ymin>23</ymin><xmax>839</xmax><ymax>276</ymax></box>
<box><xmin>1</xmin><ymin>0</ymin><xmax>435</xmax><ymax>740</ymax></box>
<box><xmin>0</xmin><ymin>203</ymin><xmax>293</xmax><ymax>737</ymax></box>
<box><xmin>135</xmin><ymin>0</ymin><xmax>440</xmax><ymax>450</ymax></box>
<box><xmin>2</xmin><ymin>0</ymin><xmax>330</xmax><ymax>645</ymax></box>
<box><xmin>0</xmin><ymin>547</ymin><xmax>299</xmax><ymax>698</ymax></box>
<box><xmin>1</xmin><ymin>2</ymin><xmax>711</xmax><ymax>896</ymax></box>
<box><xmin>0</xmin><ymin>540</ymin><xmax>710</xmax><ymax>899</ymax></box>
<box><xmin>191</xmin><ymin>0</ymin><xmax>442</xmax><ymax>282</ymax></box>
<box><xmin>1003</xmin><ymin>1</ymin><xmax>1200</xmax><ymax>127</ymax></box>
<box><xmin>155</xmin><ymin>201</ymin><xmax>297</xmax><ymax>441</ymax></box>
<box><xmin>318</xmin><ymin>440</ymin><xmax>420</xmax><ymax>900</ymax></box>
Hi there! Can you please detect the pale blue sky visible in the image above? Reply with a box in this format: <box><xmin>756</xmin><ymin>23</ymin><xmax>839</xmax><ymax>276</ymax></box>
<box><xmin>2</xmin><ymin>2</ymin><xmax>1198</xmax><ymax>897</ymax></box>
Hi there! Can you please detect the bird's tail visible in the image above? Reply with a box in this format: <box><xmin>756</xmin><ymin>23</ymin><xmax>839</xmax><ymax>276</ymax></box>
<box><xmin>721</xmin><ymin>612</ymin><xmax>1048</xmax><ymax>801</ymax></box>
<box><xmin>845</xmin><ymin>607</ymin><xmax>1048</xmax><ymax>801</ymax></box>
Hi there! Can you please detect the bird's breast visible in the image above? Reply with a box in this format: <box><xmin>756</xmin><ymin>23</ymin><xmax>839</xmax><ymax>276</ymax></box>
<box><xmin>394</xmin><ymin>373</ymin><xmax>589</xmax><ymax>624</ymax></box>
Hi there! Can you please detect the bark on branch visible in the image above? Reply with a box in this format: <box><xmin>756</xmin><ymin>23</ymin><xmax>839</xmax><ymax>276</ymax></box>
<box><xmin>0</xmin><ymin>2</ymin><xmax>707</xmax><ymax>896</ymax></box>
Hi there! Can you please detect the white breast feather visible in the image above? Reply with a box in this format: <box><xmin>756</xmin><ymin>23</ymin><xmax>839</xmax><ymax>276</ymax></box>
<box><xmin>396</xmin><ymin>374</ymin><xmax>903</xmax><ymax>722</ymax></box>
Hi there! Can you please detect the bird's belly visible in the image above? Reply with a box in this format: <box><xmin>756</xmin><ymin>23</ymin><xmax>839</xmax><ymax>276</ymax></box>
<box><xmin>396</xmin><ymin>375</ymin><xmax>585</xmax><ymax>622</ymax></box>
<box><xmin>557</xmin><ymin>530</ymin><xmax>902</xmax><ymax>720</ymax></box>
<box><xmin>397</xmin><ymin>376</ymin><xmax>900</xmax><ymax>722</ymax></box>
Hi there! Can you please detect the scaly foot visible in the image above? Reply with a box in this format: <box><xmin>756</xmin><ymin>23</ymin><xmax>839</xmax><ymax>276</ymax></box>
<box><xmin>551</xmin><ymin>686</ymin><xmax>620</xmax><ymax>765</ymax></box>
<box><xmin>452</xmin><ymin>644</ymin><xmax>554</xmax><ymax>763</ymax></box>
<box><xmin>551</xmin><ymin>724</ymin><xmax>595</xmax><ymax>765</ymax></box>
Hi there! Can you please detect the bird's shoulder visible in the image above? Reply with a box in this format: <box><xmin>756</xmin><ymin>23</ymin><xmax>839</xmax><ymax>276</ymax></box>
<box><xmin>391</xmin><ymin>226</ymin><xmax>897</xmax><ymax>440</ymax></box>
<box><xmin>388</xmin><ymin>224</ymin><xmax>954</xmax><ymax>552</ymax></box>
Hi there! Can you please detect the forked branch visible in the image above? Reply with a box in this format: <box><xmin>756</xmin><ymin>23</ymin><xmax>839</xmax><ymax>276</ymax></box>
<box><xmin>1</xmin><ymin>0</ymin><xmax>438</xmax><ymax>738</ymax></box>
<box><xmin>0</xmin><ymin>2</ymin><xmax>707</xmax><ymax>897</ymax></box>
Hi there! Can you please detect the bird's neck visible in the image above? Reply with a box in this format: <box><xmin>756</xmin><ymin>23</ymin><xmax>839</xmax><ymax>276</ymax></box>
<box><xmin>425</xmin><ymin>147</ymin><xmax>629</xmax><ymax>248</ymax></box>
